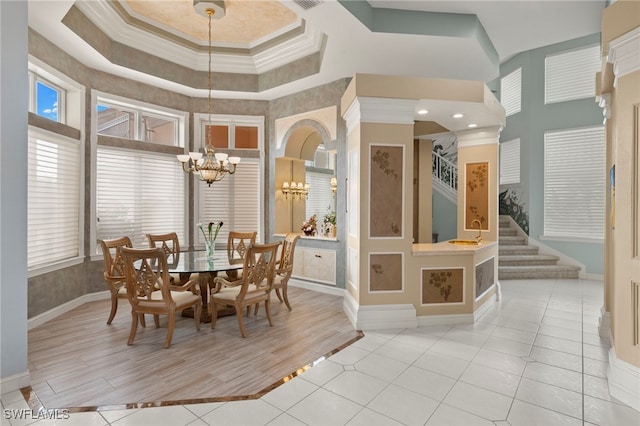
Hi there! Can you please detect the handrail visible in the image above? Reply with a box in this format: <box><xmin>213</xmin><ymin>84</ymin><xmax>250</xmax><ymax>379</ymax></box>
<box><xmin>432</xmin><ymin>151</ymin><xmax>458</xmax><ymax>193</ymax></box>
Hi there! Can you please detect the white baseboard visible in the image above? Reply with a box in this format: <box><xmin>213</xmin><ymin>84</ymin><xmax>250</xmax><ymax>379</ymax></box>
<box><xmin>343</xmin><ymin>292</ymin><xmax>417</xmax><ymax>330</ymax></box>
<box><xmin>28</xmin><ymin>291</ymin><xmax>110</xmax><ymax>330</ymax></box>
<box><xmin>417</xmin><ymin>313</ymin><xmax>474</xmax><ymax>326</ymax></box>
<box><xmin>598</xmin><ymin>306</ymin><xmax>612</xmax><ymax>342</ymax></box>
<box><xmin>607</xmin><ymin>346</ymin><xmax>640</xmax><ymax>412</ymax></box>
<box><xmin>474</xmin><ymin>295</ymin><xmax>496</xmax><ymax>321</ymax></box>
<box><xmin>583</xmin><ymin>273</ymin><xmax>605</xmax><ymax>281</ymax></box>
<box><xmin>289</xmin><ymin>279</ymin><xmax>345</xmax><ymax>297</ymax></box>
<box><xmin>0</xmin><ymin>370</ymin><xmax>31</xmax><ymax>394</ymax></box>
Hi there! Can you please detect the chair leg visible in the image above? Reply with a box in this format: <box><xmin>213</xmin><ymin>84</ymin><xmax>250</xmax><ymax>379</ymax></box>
<box><xmin>127</xmin><ymin>311</ymin><xmax>139</xmax><ymax>346</ymax></box>
<box><xmin>210</xmin><ymin>301</ymin><xmax>218</xmax><ymax>329</ymax></box>
<box><xmin>236</xmin><ymin>304</ymin><xmax>247</xmax><ymax>337</ymax></box>
<box><xmin>274</xmin><ymin>288</ymin><xmax>284</xmax><ymax>303</ymax></box>
<box><xmin>265</xmin><ymin>299</ymin><xmax>273</xmax><ymax>327</ymax></box>
<box><xmin>165</xmin><ymin>310</ymin><xmax>175</xmax><ymax>349</ymax></box>
<box><xmin>245</xmin><ymin>305</ymin><xmax>251</xmax><ymax>317</ymax></box>
<box><xmin>107</xmin><ymin>293</ymin><xmax>118</xmax><ymax>324</ymax></box>
<box><xmin>282</xmin><ymin>284</ymin><xmax>292</xmax><ymax>311</ymax></box>
<box><xmin>140</xmin><ymin>313</ymin><xmax>146</xmax><ymax>328</ymax></box>
<box><xmin>194</xmin><ymin>303</ymin><xmax>201</xmax><ymax>331</ymax></box>
<box><xmin>253</xmin><ymin>303</ymin><xmax>260</xmax><ymax>315</ymax></box>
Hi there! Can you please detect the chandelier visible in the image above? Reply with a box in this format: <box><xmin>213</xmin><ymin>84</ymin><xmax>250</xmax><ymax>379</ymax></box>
<box><xmin>177</xmin><ymin>1</ymin><xmax>239</xmax><ymax>186</ymax></box>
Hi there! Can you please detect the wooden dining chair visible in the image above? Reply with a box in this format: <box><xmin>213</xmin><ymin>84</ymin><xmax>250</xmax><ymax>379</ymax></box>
<box><xmin>147</xmin><ymin>232</ymin><xmax>188</xmax><ymax>284</ymax></box>
<box><xmin>99</xmin><ymin>236</ymin><xmax>134</xmax><ymax>325</ymax></box>
<box><xmin>224</xmin><ymin>231</ymin><xmax>257</xmax><ymax>281</ymax></box>
<box><xmin>255</xmin><ymin>233</ymin><xmax>300</xmax><ymax>314</ymax></box>
<box><xmin>120</xmin><ymin>246</ymin><xmax>202</xmax><ymax>349</ymax></box>
<box><xmin>209</xmin><ymin>241</ymin><xmax>281</xmax><ymax>337</ymax></box>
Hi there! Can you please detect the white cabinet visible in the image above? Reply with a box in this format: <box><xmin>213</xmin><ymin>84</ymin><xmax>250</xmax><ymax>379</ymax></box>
<box><xmin>292</xmin><ymin>247</ymin><xmax>336</xmax><ymax>285</ymax></box>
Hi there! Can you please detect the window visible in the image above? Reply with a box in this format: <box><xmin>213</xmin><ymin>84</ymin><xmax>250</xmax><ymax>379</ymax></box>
<box><xmin>28</xmin><ymin>129</ymin><xmax>81</xmax><ymax>269</ymax></box>
<box><xmin>306</xmin><ymin>170</ymin><xmax>335</xmax><ymax>222</ymax></box>
<box><xmin>198</xmin><ymin>159</ymin><xmax>262</xmax><ymax>246</ymax></box>
<box><xmin>96</xmin><ymin>146</ymin><xmax>186</xmax><ymax>249</ymax></box>
<box><xmin>544</xmin><ymin>126</ymin><xmax>605</xmax><ymax>241</ymax></box>
<box><xmin>196</xmin><ymin>113</ymin><xmax>262</xmax><ymax>151</ymax></box>
<box><xmin>500</xmin><ymin>138</ymin><xmax>520</xmax><ymax>185</ymax></box>
<box><xmin>500</xmin><ymin>68</ymin><xmax>521</xmax><ymax>117</ymax></box>
<box><xmin>545</xmin><ymin>45</ymin><xmax>601</xmax><ymax>104</ymax></box>
<box><xmin>96</xmin><ymin>95</ymin><xmax>185</xmax><ymax>147</ymax></box>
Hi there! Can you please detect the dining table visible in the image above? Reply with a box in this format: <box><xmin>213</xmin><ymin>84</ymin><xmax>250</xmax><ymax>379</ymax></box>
<box><xmin>167</xmin><ymin>250</ymin><xmax>244</xmax><ymax>323</ymax></box>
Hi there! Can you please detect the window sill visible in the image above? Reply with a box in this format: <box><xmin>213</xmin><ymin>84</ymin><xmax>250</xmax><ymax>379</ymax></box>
<box><xmin>28</xmin><ymin>256</ymin><xmax>84</xmax><ymax>278</ymax></box>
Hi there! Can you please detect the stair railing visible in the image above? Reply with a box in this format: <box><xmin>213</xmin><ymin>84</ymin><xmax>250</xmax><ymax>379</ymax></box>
<box><xmin>432</xmin><ymin>151</ymin><xmax>458</xmax><ymax>193</ymax></box>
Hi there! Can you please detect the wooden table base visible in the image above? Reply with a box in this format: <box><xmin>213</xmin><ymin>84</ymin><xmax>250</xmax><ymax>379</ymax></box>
<box><xmin>180</xmin><ymin>271</ymin><xmax>235</xmax><ymax>323</ymax></box>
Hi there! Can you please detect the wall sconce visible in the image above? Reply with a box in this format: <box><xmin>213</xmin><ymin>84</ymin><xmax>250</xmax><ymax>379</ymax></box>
<box><xmin>281</xmin><ymin>181</ymin><xmax>310</xmax><ymax>200</ymax></box>
<box><xmin>330</xmin><ymin>176</ymin><xmax>337</xmax><ymax>194</ymax></box>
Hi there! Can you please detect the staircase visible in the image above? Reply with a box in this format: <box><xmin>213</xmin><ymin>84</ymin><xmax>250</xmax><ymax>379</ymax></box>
<box><xmin>498</xmin><ymin>216</ymin><xmax>580</xmax><ymax>280</ymax></box>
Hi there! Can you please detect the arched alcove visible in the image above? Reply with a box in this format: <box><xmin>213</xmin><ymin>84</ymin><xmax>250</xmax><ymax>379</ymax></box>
<box><xmin>276</xmin><ymin>119</ymin><xmax>336</xmax><ymax>235</ymax></box>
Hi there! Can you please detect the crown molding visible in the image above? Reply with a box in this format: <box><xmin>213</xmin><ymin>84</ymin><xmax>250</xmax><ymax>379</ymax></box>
<box><xmin>357</xmin><ymin>97</ymin><xmax>416</xmax><ymax>125</ymax></box>
<box><xmin>75</xmin><ymin>0</ymin><xmax>323</xmax><ymax>75</ymax></box>
<box><xmin>607</xmin><ymin>26</ymin><xmax>640</xmax><ymax>88</ymax></box>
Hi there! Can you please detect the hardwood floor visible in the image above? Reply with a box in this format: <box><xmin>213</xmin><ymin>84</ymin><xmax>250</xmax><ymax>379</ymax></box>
<box><xmin>25</xmin><ymin>286</ymin><xmax>361</xmax><ymax>412</ymax></box>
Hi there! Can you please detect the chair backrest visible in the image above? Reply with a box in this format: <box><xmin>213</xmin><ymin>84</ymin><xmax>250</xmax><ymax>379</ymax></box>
<box><xmin>227</xmin><ymin>231</ymin><xmax>257</xmax><ymax>260</ymax></box>
<box><xmin>237</xmin><ymin>242</ymin><xmax>281</xmax><ymax>299</ymax></box>
<box><xmin>147</xmin><ymin>232</ymin><xmax>180</xmax><ymax>262</ymax></box>
<box><xmin>120</xmin><ymin>246</ymin><xmax>174</xmax><ymax>308</ymax></box>
<box><xmin>278</xmin><ymin>233</ymin><xmax>300</xmax><ymax>273</ymax></box>
<box><xmin>99</xmin><ymin>236</ymin><xmax>133</xmax><ymax>282</ymax></box>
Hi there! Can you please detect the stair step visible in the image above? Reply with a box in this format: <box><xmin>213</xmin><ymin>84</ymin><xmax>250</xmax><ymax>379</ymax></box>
<box><xmin>498</xmin><ymin>265</ymin><xmax>580</xmax><ymax>280</ymax></box>
<box><xmin>499</xmin><ymin>217</ymin><xmax>511</xmax><ymax>227</ymax></box>
<box><xmin>499</xmin><ymin>245</ymin><xmax>539</xmax><ymax>256</ymax></box>
<box><xmin>499</xmin><ymin>236</ymin><xmax>526</xmax><ymax>245</ymax></box>
<box><xmin>499</xmin><ymin>255</ymin><xmax>560</xmax><ymax>266</ymax></box>
<box><xmin>499</xmin><ymin>228</ymin><xmax>517</xmax><ymax>236</ymax></box>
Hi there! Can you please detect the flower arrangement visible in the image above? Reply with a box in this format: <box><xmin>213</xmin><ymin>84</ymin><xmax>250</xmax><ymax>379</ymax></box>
<box><xmin>199</xmin><ymin>220</ymin><xmax>223</xmax><ymax>256</ymax></box>
<box><xmin>301</xmin><ymin>215</ymin><xmax>317</xmax><ymax>236</ymax></box>
<box><xmin>323</xmin><ymin>208</ymin><xmax>336</xmax><ymax>226</ymax></box>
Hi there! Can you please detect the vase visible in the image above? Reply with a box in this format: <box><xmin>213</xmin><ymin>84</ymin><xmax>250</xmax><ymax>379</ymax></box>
<box><xmin>205</xmin><ymin>240</ymin><xmax>216</xmax><ymax>258</ymax></box>
<box><xmin>331</xmin><ymin>226</ymin><xmax>337</xmax><ymax>238</ymax></box>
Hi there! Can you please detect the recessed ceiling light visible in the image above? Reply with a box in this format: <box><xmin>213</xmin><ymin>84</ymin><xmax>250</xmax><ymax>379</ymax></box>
<box><xmin>467</xmin><ymin>123</ymin><xmax>478</xmax><ymax>128</ymax></box>
<box><xmin>417</xmin><ymin>109</ymin><xmax>428</xmax><ymax>115</ymax></box>
<box><xmin>452</xmin><ymin>113</ymin><xmax>464</xmax><ymax>118</ymax></box>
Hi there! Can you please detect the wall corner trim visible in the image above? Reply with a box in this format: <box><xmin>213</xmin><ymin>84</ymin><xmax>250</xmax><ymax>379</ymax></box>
<box><xmin>607</xmin><ymin>346</ymin><xmax>640</xmax><ymax>412</ymax></box>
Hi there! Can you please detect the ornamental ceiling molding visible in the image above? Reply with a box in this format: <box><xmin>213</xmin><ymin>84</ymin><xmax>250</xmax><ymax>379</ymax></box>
<box><xmin>607</xmin><ymin>27</ymin><xmax>640</xmax><ymax>88</ymax></box>
<box><xmin>73</xmin><ymin>0</ymin><xmax>324</xmax><ymax>75</ymax></box>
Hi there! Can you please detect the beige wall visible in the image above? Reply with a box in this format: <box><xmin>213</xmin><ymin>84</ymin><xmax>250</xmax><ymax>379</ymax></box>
<box><xmin>600</xmin><ymin>0</ymin><xmax>640</xmax><ymax>370</ymax></box>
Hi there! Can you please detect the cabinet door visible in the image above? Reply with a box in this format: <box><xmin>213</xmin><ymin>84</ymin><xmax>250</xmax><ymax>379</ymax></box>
<box><xmin>292</xmin><ymin>247</ymin><xmax>336</xmax><ymax>285</ymax></box>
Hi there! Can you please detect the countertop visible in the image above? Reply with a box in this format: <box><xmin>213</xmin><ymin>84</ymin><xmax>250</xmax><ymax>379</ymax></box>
<box><xmin>412</xmin><ymin>240</ymin><xmax>497</xmax><ymax>256</ymax></box>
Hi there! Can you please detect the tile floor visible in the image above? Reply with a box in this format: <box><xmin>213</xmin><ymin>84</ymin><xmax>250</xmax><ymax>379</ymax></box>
<box><xmin>2</xmin><ymin>278</ymin><xmax>640</xmax><ymax>425</ymax></box>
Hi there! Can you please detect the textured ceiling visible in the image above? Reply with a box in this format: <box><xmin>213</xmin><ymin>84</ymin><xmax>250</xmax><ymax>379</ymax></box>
<box><xmin>123</xmin><ymin>0</ymin><xmax>298</xmax><ymax>45</ymax></box>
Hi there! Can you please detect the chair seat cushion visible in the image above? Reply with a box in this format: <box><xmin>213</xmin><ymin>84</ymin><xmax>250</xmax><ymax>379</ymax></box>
<box><xmin>137</xmin><ymin>290</ymin><xmax>200</xmax><ymax>309</ymax></box>
<box><xmin>212</xmin><ymin>285</ymin><xmax>267</xmax><ymax>303</ymax></box>
<box><xmin>117</xmin><ymin>285</ymin><xmax>128</xmax><ymax>295</ymax></box>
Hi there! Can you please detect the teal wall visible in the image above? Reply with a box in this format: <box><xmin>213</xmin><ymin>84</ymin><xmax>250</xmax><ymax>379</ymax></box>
<box><xmin>499</xmin><ymin>33</ymin><xmax>604</xmax><ymax>275</ymax></box>
<box><xmin>432</xmin><ymin>190</ymin><xmax>457</xmax><ymax>243</ymax></box>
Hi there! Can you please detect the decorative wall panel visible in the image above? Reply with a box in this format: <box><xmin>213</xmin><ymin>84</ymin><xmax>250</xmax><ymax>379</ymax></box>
<box><xmin>475</xmin><ymin>257</ymin><xmax>495</xmax><ymax>299</ymax></box>
<box><xmin>348</xmin><ymin>147</ymin><xmax>359</xmax><ymax>237</ymax></box>
<box><xmin>421</xmin><ymin>268</ymin><xmax>464</xmax><ymax>305</ymax></box>
<box><xmin>369</xmin><ymin>253</ymin><xmax>403</xmax><ymax>292</ymax></box>
<box><xmin>369</xmin><ymin>144</ymin><xmax>404</xmax><ymax>238</ymax></box>
<box><xmin>348</xmin><ymin>247</ymin><xmax>358</xmax><ymax>291</ymax></box>
<box><xmin>634</xmin><ymin>105</ymin><xmax>639</xmax><ymax>257</ymax></box>
<box><xmin>465</xmin><ymin>162</ymin><xmax>489</xmax><ymax>231</ymax></box>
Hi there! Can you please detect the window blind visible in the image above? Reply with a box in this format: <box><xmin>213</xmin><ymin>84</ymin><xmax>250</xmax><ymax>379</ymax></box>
<box><xmin>545</xmin><ymin>45</ymin><xmax>600</xmax><ymax>104</ymax></box>
<box><xmin>96</xmin><ymin>146</ymin><xmax>185</xmax><ymax>249</ymax></box>
<box><xmin>198</xmin><ymin>160</ymin><xmax>261</xmax><ymax>246</ymax></box>
<box><xmin>306</xmin><ymin>171</ymin><xmax>335</xmax><ymax>224</ymax></box>
<box><xmin>500</xmin><ymin>67</ymin><xmax>521</xmax><ymax>117</ymax></box>
<box><xmin>544</xmin><ymin>126</ymin><xmax>605</xmax><ymax>240</ymax></box>
<box><xmin>28</xmin><ymin>133</ymin><xmax>81</xmax><ymax>268</ymax></box>
<box><xmin>500</xmin><ymin>138</ymin><xmax>520</xmax><ymax>185</ymax></box>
